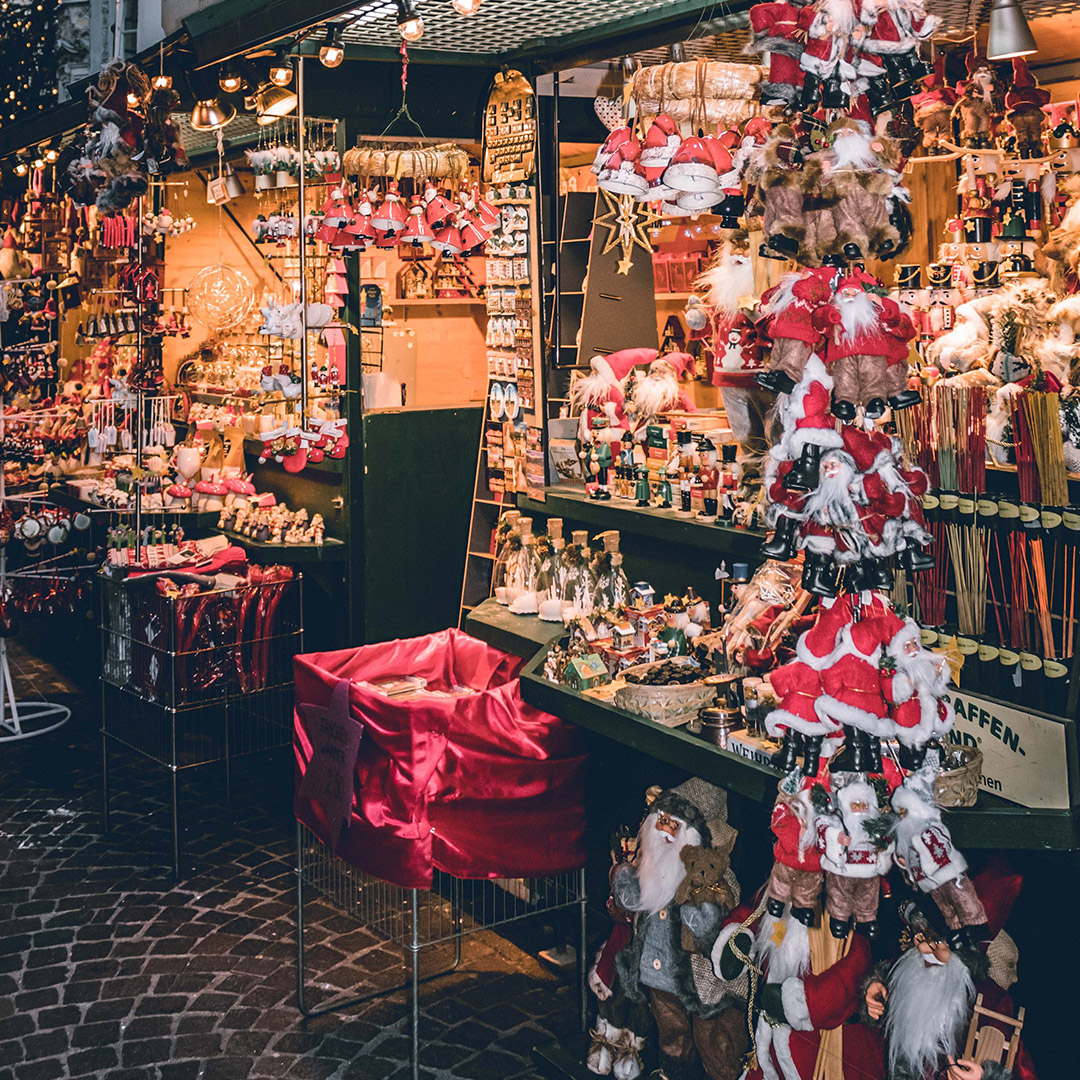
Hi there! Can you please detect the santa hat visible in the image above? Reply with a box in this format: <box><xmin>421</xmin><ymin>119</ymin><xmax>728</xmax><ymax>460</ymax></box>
<box><xmin>964</xmin><ymin>52</ymin><xmax>984</xmax><ymax>76</ymax></box>
<box><xmin>794</xmin><ymin>602</ymin><xmax>848</xmax><ymax>670</ymax></box>
<box><xmin>598</xmin><ymin>348</ymin><xmax>655</xmax><ymax>383</ymax></box>
<box><xmin>649</xmin><ymin>777</ymin><xmax>736</xmax><ymax>853</ymax></box>
<box><xmin>1011</xmin><ymin>57</ymin><xmax>1036</xmax><ymax>90</ymax></box>
<box><xmin>783</xmin><ymin>354</ymin><xmax>845</xmax><ymax>456</ymax></box>
<box><xmin>661</xmin><ymin>351</ymin><xmax>696</xmax><ymax>378</ymax></box>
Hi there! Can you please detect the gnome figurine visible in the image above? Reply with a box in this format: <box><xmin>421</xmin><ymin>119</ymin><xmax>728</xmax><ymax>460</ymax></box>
<box><xmin>1005</xmin><ymin>58</ymin><xmax>1050</xmax><ymax>159</ymax></box>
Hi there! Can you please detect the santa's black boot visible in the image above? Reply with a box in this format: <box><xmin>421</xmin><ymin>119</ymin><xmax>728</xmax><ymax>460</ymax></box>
<box><xmin>897</xmin><ymin>742</ymin><xmax>927</xmax><ymax>771</ymax></box>
<box><xmin>800</xmin><ymin>73</ymin><xmax>823</xmax><ymax>110</ymax></box>
<box><xmin>755</xmin><ymin>368</ymin><xmax>797</xmax><ymax>395</ymax></box>
<box><xmin>855</xmin><ymin>920</ymin><xmax>879</xmax><ymax>942</ymax></box>
<box><xmin>831</xmin><ymin>395</ymin><xmax>857</xmax><ymax>422</ymax></box>
<box><xmin>888</xmin><ymin>388</ymin><xmax>923</xmax><ymax>411</ymax></box>
<box><xmin>762</xmin><ymin>514</ymin><xmax>801</xmax><ymax>560</ymax></box>
<box><xmin>791</xmin><ymin>906</ymin><xmax>816</xmax><ymax>927</ymax></box>
<box><xmin>947</xmin><ymin>927</ymin><xmax>971</xmax><ymax>952</ymax></box>
<box><xmin>860</xmin><ymin>558</ymin><xmax>893</xmax><ymax>591</ymax></box>
<box><xmin>822</xmin><ymin>74</ymin><xmax>847</xmax><ymax>109</ymax></box>
<box><xmin>767</xmin><ymin>233</ymin><xmax>801</xmax><ymax>258</ymax></box>
<box><xmin>867</xmin><ymin>736</ymin><xmax>883</xmax><ymax>774</ymax></box>
<box><xmin>864</xmin><ymin>397</ymin><xmax>887</xmax><ymax>420</ymax></box>
<box><xmin>783</xmin><ymin>444</ymin><xmax>822</xmax><ymax>492</ymax></box>
<box><xmin>802</xmin><ymin>735</ymin><xmax>823</xmax><ymax>778</ymax></box>
<box><xmin>901</xmin><ymin>546</ymin><xmax>936</xmax><ymax>573</ymax></box>
<box><xmin>829</xmin><ymin>916</ymin><xmax>851</xmax><ymax>940</ymax></box>
<box><xmin>802</xmin><ymin>552</ymin><xmax>839</xmax><ymax>598</ymax></box>
<box><xmin>842</xmin><ymin>242</ymin><xmax>864</xmax><ymax>263</ymax></box>
<box><xmin>767</xmin><ymin>897</ymin><xmax>787</xmax><ymax>919</ymax></box>
<box><xmin>863</xmin><ymin>77</ymin><xmax>893</xmax><ymax>115</ymax></box>
<box><xmin>772</xmin><ymin>731</ymin><xmax>801</xmax><ymax>772</ymax></box>
<box><xmin>830</xmin><ymin>726</ymin><xmax>867</xmax><ymax>773</ymax></box>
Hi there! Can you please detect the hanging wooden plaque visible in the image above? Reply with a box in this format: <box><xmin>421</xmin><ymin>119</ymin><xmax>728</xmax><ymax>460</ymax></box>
<box><xmin>482</xmin><ymin>70</ymin><xmax>536</xmax><ymax>185</ymax></box>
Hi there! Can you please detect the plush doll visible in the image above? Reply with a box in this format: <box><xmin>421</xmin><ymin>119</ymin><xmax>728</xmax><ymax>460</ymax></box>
<box><xmin>911</xmin><ymin>57</ymin><xmax>957</xmax><ymax>153</ymax></box>
<box><xmin>755</xmin><ymin>266</ymin><xmax>837</xmax><ymax>394</ymax></box>
<box><xmin>763</xmin><ymin>774</ymin><xmax>826</xmax><ymax>924</ymax></box>
<box><xmin>797</xmin><ymin>0</ymin><xmax>862</xmax><ymax>112</ymax></box>
<box><xmin>952</xmin><ymin>54</ymin><xmax>1000</xmax><ymax>149</ymax></box>
<box><xmin>611</xmin><ymin>781</ymin><xmax>748</xmax><ymax>1080</ymax></box>
<box><xmin>1005</xmin><ymin>59</ymin><xmax>1050</xmax><ymax>159</ymax></box>
<box><xmin>748</xmin><ymin>125</ymin><xmax>807</xmax><ymax>260</ymax></box>
<box><xmin>860</xmin><ymin>0</ymin><xmax>938</xmax><ymax>102</ymax></box>
<box><xmin>817</xmin><ymin>778</ymin><xmax>895</xmax><ymax>940</ymax></box>
<box><xmin>747</xmin><ymin>1</ymin><xmax>807</xmax><ymax>108</ymax></box>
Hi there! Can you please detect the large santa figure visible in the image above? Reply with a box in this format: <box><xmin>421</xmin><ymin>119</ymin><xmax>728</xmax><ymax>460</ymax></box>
<box><xmin>611</xmin><ymin>780</ymin><xmax>748</xmax><ymax>1080</ymax></box>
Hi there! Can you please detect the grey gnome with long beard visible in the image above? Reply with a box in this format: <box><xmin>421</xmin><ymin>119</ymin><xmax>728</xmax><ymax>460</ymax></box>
<box><xmin>612</xmin><ymin>779</ymin><xmax>748</xmax><ymax>1080</ymax></box>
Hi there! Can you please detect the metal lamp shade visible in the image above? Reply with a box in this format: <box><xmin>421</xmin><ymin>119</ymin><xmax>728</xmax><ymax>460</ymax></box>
<box><xmin>223</xmin><ymin>163</ymin><xmax>245</xmax><ymax>198</ymax></box>
<box><xmin>987</xmin><ymin>0</ymin><xmax>1037</xmax><ymax>60</ymax></box>
<box><xmin>256</xmin><ymin>84</ymin><xmax>298</xmax><ymax>125</ymax></box>
<box><xmin>190</xmin><ymin>97</ymin><xmax>236</xmax><ymax>131</ymax></box>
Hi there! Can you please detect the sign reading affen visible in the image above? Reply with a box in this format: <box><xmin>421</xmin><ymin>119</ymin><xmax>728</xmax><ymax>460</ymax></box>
<box><xmin>943</xmin><ymin>691</ymin><xmax>1069</xmax><ymax>809</ymax></box>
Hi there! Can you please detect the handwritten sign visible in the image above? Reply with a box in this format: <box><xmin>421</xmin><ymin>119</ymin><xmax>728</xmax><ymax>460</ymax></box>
<box><xmin>943</xmin><ymin>690</ymin><xmax>1070</xmax><ymax>809</ymax></box>
<box><xmin>297</xmin><ymin>678</ymin><xmax>362</xmax><ymax>850</ymax></box>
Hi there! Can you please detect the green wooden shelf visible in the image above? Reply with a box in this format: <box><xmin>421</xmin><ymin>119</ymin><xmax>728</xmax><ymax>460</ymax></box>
<box><xmin>222</xmin><ymin>530</ymin><xmax>347</xmax><ymax>563</ymax></box>
<box><xmin>519</xmin><ymin>641</ymin><xmax>1080</xmax><ymax>851</ymax></box>
<box><xmin>464</xmin><ymin>597</ymin><xmax>566</xmax><ymax>660</ymax></box>
<box><xmin>517</xmin><ymin>487</ymin><xmax>766</xmax><ymax>560</ymax></box>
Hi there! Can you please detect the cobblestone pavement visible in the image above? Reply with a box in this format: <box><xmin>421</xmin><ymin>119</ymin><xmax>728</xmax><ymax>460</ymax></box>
<box><xmin>0</xmin><ymin>645</ymin><xmax>581</xmax><ymax>1080</ymax></box>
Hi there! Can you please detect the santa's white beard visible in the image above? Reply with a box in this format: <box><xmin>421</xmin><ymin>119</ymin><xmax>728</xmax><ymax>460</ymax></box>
<box><xmin>838</xmin><ymin>290</ymin><xmax>881</xmax><ymax>342</ymax></box>
<box><xmin>754</xmin><ymin>910</ymin><xmax>811</xmax><ymax>984</ymax></box>
<box><xmin>572</xmin><ymin>368</ymin><xmax>619</xmax><ymax>410</ymax></box>
<box><xmin>820</xmin><ymin>0</ymin><xmax>857</xmax><ymax>35</ymax></box>
<box><xmin>633</xmin><ymin>367</ymin><xmax>680</xmax><ymax>418</ymax></box>
<box><xmin>894</xmin><ymin>652</ymin><xmax>949</xmax><ymax>701</ymax></box>
<box><xmin>885</xmin><ymin>948</ymin><xmax>975</xmax><ymax>1080</ymax></box>
<box><xmin>765</xmin><ymin>273</ymin><xmax>800</xmax><ymax>319</ymax></box>
<box><xmin>699</xmin><ymin>254</ymin><xmax>755</xmax><ymax>320</ymax></box>
<box><xmin>831</xmin><ymin>129</ymin><xmax>878</xmax><ymax>172</ymax></box>
<box><xmin>893</xmin><ymin>811</ymin><xmax>935</xmax><ymax>859</ymax></box>
<box><xmin>632</xmin><ymin>813</ymin><xmax>697</xmax><ymax>914</ymax></box>
<box><xmin>804</xmin><ymin>461</ymin><xmax>858</xmax><ymax>526</ymax></box>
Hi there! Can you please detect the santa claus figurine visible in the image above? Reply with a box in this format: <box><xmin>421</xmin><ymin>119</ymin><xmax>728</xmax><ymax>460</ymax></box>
<box><xmin>747</xmin><ymin>2</ymin><xmax>807</xmax><ymax>108</ymax></box>
<box><xmin>880</xmin><ymin>620</ymin><xmax>955</xmax><ymax>770</ymax></box>
<box><xmin>748</xmin><ymin>125</ymin><xmax>807</xmax><ymax>261</ymax></box>
<box><xmin>1005</xmin><ymin>59</ymin><xmax>1050</xmax><ymax>159</ymax></box>
<box><xmin>864</xmin><ymin>900</ymin><xmax>1022</xmax><ymax>1080</ymax></box>
<box><xmin>912</xmin><ymin>56</ymin><xmax>958</xmax><ymax>154</ymax></box>
<box><xmin>817</xmin><ymin>777</ymin><xmax>895</xmax><ymax>940</ymax></box>
<box><xmin>764</xmin><ymin>771</ymin><xmax>826</xmax><ymax>925</ymax></box>
<box><xmin>631</xmin><ymin>351</ymin><xmax>698</xmax><ymax>421</ymax></box>
<box><xmin>611</xmin><ymin>781</ymin><xmax>748</xmax><ymax>1080</ymax></box>
<box><xmin>891</xmin><ymin>764</ymin><xmax>989</xmax><ymax>949</ymax></box>
<box><xmin>755</xmin><ymin>266</ymin><xmax>836</xmax><ymax>395</ymax></box>
<box><xmin>571</xmin><ymin>351</ymin><xmax>643</xmax><ymax>444</ymax></box>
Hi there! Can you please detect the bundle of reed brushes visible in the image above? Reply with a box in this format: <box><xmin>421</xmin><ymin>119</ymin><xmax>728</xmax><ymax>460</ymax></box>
<box><xmin>913</xmin><ymin>519</ymin><xmax>949</xmax><ymax>626</ymax></box>
<box><xmin>1019</xmin><ymin>390</ymin><xmax>1070</xmax><ymax>507</ymax></box>
<box><xmin>1010</xmin><ymin>392</ymin><xmax>1040</xmax><ymax>503</ymax></box>
<box><xmin>946</xmin><ymin>520</ymin><xmax>987</xmax><ymax>636</ymax></box>
<box><xmin>894</xmin><ymin>396</ymin><xmax>937</xmax><ymax>486</ymax></box>
<box><xmin>932</xmin><ymin>382</ymin><xmax>988</xmax><ymax>493</ymax></box>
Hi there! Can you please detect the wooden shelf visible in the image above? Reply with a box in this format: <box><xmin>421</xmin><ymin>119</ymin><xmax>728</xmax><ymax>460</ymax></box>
<box><xmin>464</xmin><ymin>597</ymin><xmax>566</xmax><ymax>660</ymax></box>
<box><xmin>392</xmin><ymin>297</ymin><xmax>486</xmax><ymax>306</ymax></box>
<box><xmin>222</xmin><ymin>530</ymin><xmax>347</xmax><ymax>563</ymax></box>
<box><xmin>516</xmin><ymin>487</ymin><xmax>766</xmax><ymax>560</ymax></box>
<box><xmin>517</xmin><ymin>640</ymin><xmax>1080</xmax><ymax>851</ymax></box>
<box><xmin>468</xmin><ymin>550</ymin><xmax>496</xmax><ymax>560</ymax></box>
<box><xmin>48</xmin><ymin>487</ymin><xmax>223</xmax><ymax>529</ymax></box>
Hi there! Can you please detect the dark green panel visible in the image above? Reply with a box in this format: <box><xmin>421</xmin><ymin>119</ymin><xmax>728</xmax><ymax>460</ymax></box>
<box><xmin>359</xmin><ymin>407</ymin><xmax>482</xmax><ymax>643</ymax></box>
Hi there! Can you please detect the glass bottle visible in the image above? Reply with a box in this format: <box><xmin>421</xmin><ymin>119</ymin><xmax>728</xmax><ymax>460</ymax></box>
<box><xmin>562</xmin><ymin>529</ymin><xmax>595</xmax><ymax>618</ymax></box>
<box><xmin>536</xmin><ymin>517</ymin><xmax>567</xmax><ymax>620</ymax></box>
<box><xmin>492</xmin><ymin>509</ymin><xmax>521</xmax><ymax>605</ymax></box>
<box><xmin>505</xmin><ymin>516</ymin><xmax>540</xmax><ymax>610</ymax></box>
<box><xmin>591</xmin><ymin>530</ymin><xmax>631</xmax><ymax>614</ymax></box>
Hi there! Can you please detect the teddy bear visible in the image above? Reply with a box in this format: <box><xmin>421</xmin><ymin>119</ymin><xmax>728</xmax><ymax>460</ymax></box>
<box><xmin>674</xmin><ymin>843</ymin><xmax>739</xmax><ymax>952</ymax></box>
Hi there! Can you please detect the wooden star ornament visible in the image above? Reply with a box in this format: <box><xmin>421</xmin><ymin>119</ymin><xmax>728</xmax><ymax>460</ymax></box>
<box><xmin>595</xmin><ymin>190</ymin><xmax>659</xmax><ymax>276</ymax></box>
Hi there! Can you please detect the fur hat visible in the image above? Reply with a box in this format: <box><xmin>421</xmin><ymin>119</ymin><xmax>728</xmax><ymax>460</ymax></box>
<box><xmin>649</xmin><ymin>777</ymin><xmax>737</xmax><ymax>854</ymax></box>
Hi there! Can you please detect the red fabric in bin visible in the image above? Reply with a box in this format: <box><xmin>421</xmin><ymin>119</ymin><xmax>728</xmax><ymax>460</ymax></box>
<box><xmin>293</xmin><ymin>628</ymin><xmax>587</xmax><ymax>888</ymax></box>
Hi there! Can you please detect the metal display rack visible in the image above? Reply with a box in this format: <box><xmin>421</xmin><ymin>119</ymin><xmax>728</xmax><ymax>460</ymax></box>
<box><xmin>295</xmin><ymin>821</ymin><xmax>587</xmax><ymax>1080</ymax></box>
<box><xmin>100</xmin><ymin>572</ymin><xmax>303</xmax><ymax>876</ymax></box>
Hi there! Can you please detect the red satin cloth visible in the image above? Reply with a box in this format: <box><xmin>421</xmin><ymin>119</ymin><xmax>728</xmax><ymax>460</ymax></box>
<box><xmin>293</xmin><ymin>628</ymin><xmax>587</xmax><ymax>888</ymax></box>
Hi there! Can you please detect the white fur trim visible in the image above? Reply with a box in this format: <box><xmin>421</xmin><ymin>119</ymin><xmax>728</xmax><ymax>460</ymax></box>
<box><xmin>785</xmin><ymin>355</ymin><xmax>832</xmax><ymax>421</ymax></box>
<box><xmin>756</xmin><ymin>1015</ymin><xmax>780</xmax><ymax>1080</ymax></box>
<box><xmin>781</xmin><ymin>976</ymin><xmax>812</xmax><ymax>1032</ymax></box>
<box><xmin>766</xmin><ymin>707</ymin><xmax>841</xmax><ymax>739</ymax></box>
<box><xmin>772</xmin><ymin>1025</ymin><xmax>802</xmax><ymax>1080</ymax></box>
<box><xmin>803</xmin><ymin>534</ymin><xmax>836</xmax><ymax>555</ymax></box>
<box><xmin>710</xmin><ymin>922</ymin><xmax>746</xmax><ymax>980</ymax></box>
<box><xmin>816</xmin><ymin>695</ymin><xmax>896</xmax><ymax>737</ymax></box>
<box><xmin>787</xmin><ymin>425</ymin><xmax>845</xmax><ymax>456</ymax></box>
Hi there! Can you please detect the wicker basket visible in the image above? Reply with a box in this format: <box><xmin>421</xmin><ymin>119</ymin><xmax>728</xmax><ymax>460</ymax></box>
<box><xmin>614</xmin><ymin>659</ymin><xmax>714</xmax><ymax>728</ymax></box>
<box><xmin>934</xmin><ymin>747</ymin><xmax>983</xmax><ymax>808</ymax></box>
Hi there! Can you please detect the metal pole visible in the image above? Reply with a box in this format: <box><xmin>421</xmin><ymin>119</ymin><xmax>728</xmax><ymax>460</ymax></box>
<box><xmin>579</xmin><ymin>868</ymin><xmax>588</xmax><ymax>1031</ymax></box>
<box><xmin>551</xmin><ymin>74</ymin><xmax>562</xmax><ymax>371</ymax></box>
<box><xmin>409</xmin><ymin>891</ymin><xmax>421</xmax><ymax>1080</ymax></box>
<box><xmin>112</xmin><ymin>0</ymin><xmax>125</xmax><ymax>62</ymax></box>
<box><xmin>296</xmin><ymin>54</ymin><xmax>309</xmax><ymax>425</ymax></box>
<box><xmin>133</xmin><ymin>193</ymin><xmax>144</xmax><ymax>566</ymax></box>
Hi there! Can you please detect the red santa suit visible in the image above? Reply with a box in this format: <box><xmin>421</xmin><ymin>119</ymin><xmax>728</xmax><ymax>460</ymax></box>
<box><xmin>762</xmin><ymin>269</ymin><xmax>836</xmax><ymax>385</ymax></box>
<box><xmin>765</xmin><ymin>782</ymin><xmax>826</xmax><ymax>911</ymax></box>
<box><xmin>818</xmin><ymin>616</ymin><xmax>894</xmax><ymax>738</ymax></box>
<box><xmin>880</xmin><ymin>619</ymin><xmax>954</xmax><ymax>748</ymax></box>
<box><xmin>749</xmin><ymin>2</ymin><xmax>807</xmax><ymax>105</ymax></box>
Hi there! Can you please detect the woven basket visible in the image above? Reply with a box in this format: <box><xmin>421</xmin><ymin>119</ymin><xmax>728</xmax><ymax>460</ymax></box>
<box><xmin>934</xmin><ymin>747</ymin><xmax>983</xmax><ymax>808</ymax></box>
<box><xmin>614</xmin><ymin>659</ymin><xmax>714</xmax><ymax>728</ymax></box>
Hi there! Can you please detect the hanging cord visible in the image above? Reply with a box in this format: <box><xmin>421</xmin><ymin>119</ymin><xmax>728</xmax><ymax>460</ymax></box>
<box><xmin>378</xmin><ymin>43</ymin><xmax>426</xmax><ymax>139</ymax></box>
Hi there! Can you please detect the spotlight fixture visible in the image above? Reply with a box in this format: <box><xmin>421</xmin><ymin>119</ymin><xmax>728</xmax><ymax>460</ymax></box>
<box><xmin>152</xmin><ymin>73</ymin><xmax>173</xmax><ymax>90</ymax></box>
<box><xmin>987</xmin><ymin>0</ymin><xmax>1037</xmax><ymax>59</ymax></box>
<box><xmin>319</xmin><ymin>25</ymin><xmax>345</xmax><ymax>68</ymax></box>
<box><xmin>219</xmin><ymin>62</ymin><xmax>244</xmax><ymax>94</ymax></box>
<box><xmin>43</xmin><ymin>144</ymin><xmax>59</xmax><ymax>164</ymax></box>
<box><xmin>670</xmin><ymin>42</ymin><xmax>687</xmax><ymax>62</ymax></box>
<box><xmin>452</xmin><ymin>0</ymin><xmax>482</xmax><ymax>14</ymax></box>
<box><xmin>31</xmin><ymin>155</ymin><xmax>44</xmax><ymax>169</ymax></box>
<box><xmin>126</xmin><ymin>90</ymin><xmax>141</xmax><ymax>108</ymax></box>
<box><xmin>255</xmin><ymin>83</ymin><xmax>298</xmax><ymax>125</ymax></box>
<box><xmin>189</xmin><ymin>69</ymin><xmax>237</xmax><ymax>131</ymax></box>
<box><xmin>397</xmin><ymin>0</ymin><xmax>425</xmax><ymax>41</ymax></box>
<box><xmin>14</xmin><ymin>160</ymin><xmax>28</xmax><ymax>177</ymax></box>
<box><xmin>269</xmin><ymin>48</ymin><xmax>293</xmax><ymax>87</ymax></box>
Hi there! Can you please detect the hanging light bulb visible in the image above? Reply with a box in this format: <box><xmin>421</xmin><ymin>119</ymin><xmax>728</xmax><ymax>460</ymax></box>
<box><xmin>269</xmin><ymin>48</ymin><xmax>293</xmax><ymax>86</ymax></box>
<box><xmin>319</xmin><ymin>25</ymin><xmax>345</xmax><ymax>68</ymax></box>
<box><xmin>14</xmin><ymin>160</ymin><xmax>28</xmax><ymax>177</ymax></box>
<box><xmin>397</xmin><ymin>0</ymin><xmax>425</xmax><ymax>41</ymax></box>
<box><xmin>43</xmin><ymin>145</ymin><xmax>59</xmax><ymax>164</ymax></box>
<box><xmin>219</xmin><ymin>62</ymin><xmax>244</xmax><ymax>94</ymax></box>
<box><xmin>452</xmin><ymin>0</ymin><xmax>482</xmax><ymax>14</ymax></box>
<box><xmin>987</xmin><ymin>0</ymin><xmax>1037</xmax><ymax>59</ymax></box>
<box><xmin>152</xmin><ymin>72</ymin><xmax>172</xmax><ymax>90</ymax></box>
<box><xmin>126</xmin><ymin>90</ymin><xmax>141</xmax><ymax>108</ymax></box>
<box><xmin>31</xmin><ymin>155</ymin><xmax>44</xmax><ymax>169</ymax></box>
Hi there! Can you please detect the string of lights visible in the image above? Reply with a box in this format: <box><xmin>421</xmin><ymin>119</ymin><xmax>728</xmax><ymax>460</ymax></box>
<box><xmin>0</xmin><ymin>0</ymin><xmax>61</xmax><ymax>131</ymax></box>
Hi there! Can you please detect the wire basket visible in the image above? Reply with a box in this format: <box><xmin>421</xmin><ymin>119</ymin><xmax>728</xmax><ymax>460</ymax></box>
<box><xmin>101</xmin><ymin>572</ymin><xmax>302</xmax><ymax>708</ymax></box>
<box><xmin>297</xmin><ymin>822</ymin><xmax>585</xmax><ymax>948</ymax></box>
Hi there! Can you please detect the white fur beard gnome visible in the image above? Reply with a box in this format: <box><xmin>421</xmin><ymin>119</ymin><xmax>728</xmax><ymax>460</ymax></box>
<box><xmin>631</xmin><ymin>352</ymin><xmax>698</xmax><ymax>420</ymax></box>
